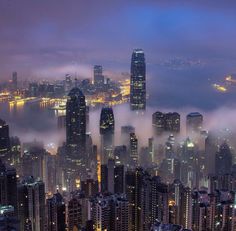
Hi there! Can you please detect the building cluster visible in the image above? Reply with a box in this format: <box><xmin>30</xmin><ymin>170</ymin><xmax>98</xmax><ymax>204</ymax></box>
<box><xmin>0</xmin><ymin>49</ymin><xmax>236</xmax><ymax>231</ymax></box>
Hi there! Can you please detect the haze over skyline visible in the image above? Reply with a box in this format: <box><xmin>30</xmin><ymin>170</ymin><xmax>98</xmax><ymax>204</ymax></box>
<box><xmin>1</xmin><ymin>0</ymin><xmax>236</xmax><ymax>109</ymax></box>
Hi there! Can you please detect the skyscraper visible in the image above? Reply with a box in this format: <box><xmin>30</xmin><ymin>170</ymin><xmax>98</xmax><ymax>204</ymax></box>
<box><xmin>152</xmin><ymin>111</ymin><xmax>180</xmax><ymax>135</ymax></box>
<box><xmin>94</xmin><ymin>65</ymin><xmax>104</xmax><ymax>89</ymax></box>
<box><xmin>0</xmin><ymin>119</ymin><xmax>10</xmax><ymax>156</ymax></box>
<box><xmin>121</xmin><ymin>125</ymin><xmax>135</xmax><ymax>147</ymax></box>
<box><xmin>215</xmin><ymin>142</ymin><xmax>232</xmax><ymax>176</ymax></box>
<box><xmin>67</xmin><ymin>196</ymin><xmax>82</xmax><ymax>231</ymax></box>
<box><xmin>101</xmin><ymin>159</ymin><xmax>124</xmax><ymax>194</ymax></box>
<box><xmin>66</xmin><ymin>88</ymin><xmax>86</xmax><ymax>157</ymax></box>
<box><xmin>17</xmin><ymin>176</ymin><xmax>45</xmax><ymax>231</ymax></box>
<box><xmin>46</xmin><ymin>192</ymin><xmax>66</xmax><ymax>231</ymax></box>
<box><xmin>89</xmin><ymin>194</ymin><xmax>129</xmax><ymax>231</ymax></box>
<box><xmin>100</xmin><ymin>107</ymin><xmax>115</xmax><ymax>164</ymax></box>
<box><xmin>0</xmin><ymin>160</ymin><xmax>17</xmax><ymax>213</ymax></box>
<box><xmin>130</xmin><ymin>49</ymin><xmax>146</xmax><ymax>111</ymax></box>
<box><xmin>65</xmin><ymin>74</ymin><xmax>73</xmax><ymax>93</ymax></box>
<box><xmin>186</xmin><ymin>112</ymin><xmax>203</xmax><ymax>134</ymax></box>
<box><xmin>130</xmin><ymin>132</ymin><xmax>138</xmax><ymax>165</ymax></box>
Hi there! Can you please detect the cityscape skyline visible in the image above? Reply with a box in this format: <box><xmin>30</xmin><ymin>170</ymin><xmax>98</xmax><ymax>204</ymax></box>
<box><xmin>1</xmin><ymin>1</ymin><xmax>236</xmax><ymax>231</ymax></box>
<box><xmin>1</xmin><ymin>1</ymin><xmax>236</xmax><ymax>109</ymax></box>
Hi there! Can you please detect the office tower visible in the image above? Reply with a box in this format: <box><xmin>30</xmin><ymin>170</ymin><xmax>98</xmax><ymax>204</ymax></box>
<box><xmin>152</xmin><ymin>112</ymin><xmax>180</xmax><ymax>135</ymax></box>
<box><xmin>12</xmin><ymin>71</ymin><xmax>17</xmax><ymax>91</ymax></box>
<box><xmin>101</xmin><ymin>159</ymin><xmax>124</xmax><ymax>194</ymax></box>
<box><xmin>100</xmin><ymin>107</ymin><xmax>115</xmax><ymax>164</ymax></box>
<box><xmin>130</xmin><ymin>132</ymin><xmax>138</xmax><ymax>164</ymax></box>
<box><xmin>65</xmin><ymin>74</ymin><xmax>73</xmax><ymax>93</ymax></box>
<box><xmin>46</xmin><ymin>192</ymin><xmax>66</xmax><ymax>231</ymax></box>
<box><xmin>0</xmin><ymin>119</ymin><xmax>10</xmax><ymax>156</ymax></box>
<box><xmin>17</xmin><ymin>176</ymin><xmax>45</xmax><ymax>231</ymax></box>
<box><xmin>121</xmin><ymin>125</ymin><xmax>135</xmax><ymax>146</ymax></box>
<box><xmin>66</xmin><ymin>87</ymin><xmax>86</xmax><ymax>157</ymax></box>
<box><xmin>215</xmin><ymin>142</ymin><xmax>232</xmax><ymax>176</ymax></box>
<box><xmin>0</xmin><ymin>161</ymin><xmax>17</xmax><ymax>213</ymax></box>
<box><xmin>93</xmin><ymin>65</ymin><xmax>104</xmax><ymax>88</ymax></box>
<box><xmin>81</xmin><ymin>179</ymin><xmax>99</xmax><ymax>197</ymax></box>
<box><xmin>89</xmin><ymin>194</ymin><xmax>129</xmax><ymax>231</ymax></box>
<box><xmin>186</xmin><ymin>112</ymin><xmax>203</xmax><ymax>134</ymax></box>
<box><xmin>130</xmin><ymin>49</ymin><xmax>146</xmax><ymax>111</ymax></box>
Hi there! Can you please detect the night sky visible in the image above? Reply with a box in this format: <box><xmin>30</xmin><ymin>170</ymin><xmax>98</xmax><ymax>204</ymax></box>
<box><xmin>1</xmin><ymin>0</ymin><xmax>236</xmax><ymax>109</ymax></box>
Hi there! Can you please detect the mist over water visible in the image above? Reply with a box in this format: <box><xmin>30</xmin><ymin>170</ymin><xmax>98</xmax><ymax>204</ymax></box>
<box><xmin>2</xmin><ymin>97</ymin><xmax>236</xmax><ymax>153</ymax></box>
<box><xmin>1</xmin><ymin>65</ymin><xmax>236</xmax><ymax>150</ymax></box>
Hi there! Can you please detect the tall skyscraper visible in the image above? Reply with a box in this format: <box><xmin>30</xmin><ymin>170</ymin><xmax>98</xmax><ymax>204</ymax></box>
<box><xmin>130</xmin><ymin>132</ymin><xmax>138</xmax><ymax>165</ymax></box>
<box><xmin>100</xmin><ymin>107</ymin><xmax>115</xmax><ymax>164</ymax></box>
<box><xmin>17</xmin><ymin>176</ymin><xmax>45</xmax><ymax>231</ymax></box>
<box><xmin>66</xmin><ymin>88</ymin><xmax>86</xmax><ymax>157</ymax></box>
<box><xmin>130</xmin><ymin>49</ymin><xmax>146</xmax><ymax>111</ymax></box>
<box><xmin>125</xmin><ymin>168</ymin><xmax>151</xmax><ymax>231</ymax></box>
<box><xmin>152</xmin><ymin>111</ymin><xmax>180</xmax><ymax>135</ymax></box>
<box><xmin>186</xmin><ymin>112</ymin><xmax>203</xmax><ymax>134</ymax></box>
<box><xmin>94</xmin><ymin>65</ymin><xmax>104</xmax><ymax>88</ymax></box>
<box><xmin>0</xmin><ymin>119</ymin><xmax>10</xmax><ymax>156</ymax></box>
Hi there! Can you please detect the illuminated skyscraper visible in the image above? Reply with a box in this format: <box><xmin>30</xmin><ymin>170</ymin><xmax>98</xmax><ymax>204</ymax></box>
<box><xmin>130</xmin><ymin>133</ymin><xmax>138</xmax><ymax>165</ymax></box>
<box><xmin>66</xmin><ymin>88</ymin><xmax>86</xmax><ymax>157</ymax></box>
<box><xmin>152</xmin><ymin>111</ymin><xmax>180</xmax><ymax>135</ymax></box>
<box><xmin>100</xmin><ymin>107</ymin><xmax>115</xmax><ymax>164</ymax></box>
<box><xmin>0</xmin><ymin>119</ymin><xmax>10</xmax><ymax>156</ymax></box>
<box><xmin>130</xmin><ymin>49</ymin><xmax>146</xmax><ymax>111</ymax></box>
<box><xmin>94</xmin><ymin>65</ymin><xmax>104</xmax><ymax>88</ymax></box>
<box><xmin>17</xmin><ymin>176</ymin><xmax>45</xmax><ymax>231</ymax></box>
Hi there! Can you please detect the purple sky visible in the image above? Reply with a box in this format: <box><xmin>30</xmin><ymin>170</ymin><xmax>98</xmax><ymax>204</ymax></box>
<box><xmin>1</xmin><ymin>0</ymin><xmax>236</xmax><ymax>108</ymax></box>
